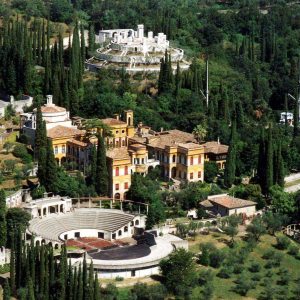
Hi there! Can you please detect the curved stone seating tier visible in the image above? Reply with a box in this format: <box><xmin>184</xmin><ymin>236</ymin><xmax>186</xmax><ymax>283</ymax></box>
<box><xmin>28</xmin><ymin>208</ymin><xmax>134</xmax><ymax>242</ymax></box>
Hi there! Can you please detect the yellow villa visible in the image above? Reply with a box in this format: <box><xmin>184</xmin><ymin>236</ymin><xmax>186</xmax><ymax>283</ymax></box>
<box><xmin>21</xmin><ymin>95</ymin><xmax>228</xmax><ymax>200</ymax></box>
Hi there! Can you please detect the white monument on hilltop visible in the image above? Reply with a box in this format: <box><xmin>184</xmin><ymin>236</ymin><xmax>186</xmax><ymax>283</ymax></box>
<box><xmin>86</xmin><ymin>24</ymin><xmax>189</xmax><ymax>73</ymax></box>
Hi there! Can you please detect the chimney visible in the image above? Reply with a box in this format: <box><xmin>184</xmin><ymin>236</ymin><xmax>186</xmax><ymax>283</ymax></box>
<box><xmin>114</xmin><ymin>113</ymin><xmax>119</xmax><ymax>120</ymax></box>
<box><xmin>160</xmin><ymin>127</ymin><xmax>163</xmax><ymax>132</ymax></box>
<box><xmin>217</xmin><ymin>137</ymin><xmax>220</xmax><ymax>144</ymax></box>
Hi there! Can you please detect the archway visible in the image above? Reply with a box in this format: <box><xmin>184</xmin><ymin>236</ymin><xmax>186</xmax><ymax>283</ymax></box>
<box><xmin>118</xmin><ymin>230</ymin><xmax>122</xmax><ymax>236</ymax></box>
<box><xmin>114</xmin><ymin>193</ymin><xmax>121</xmax><ymax>200</ymax></box>
<box><xmin>171</xmin><ymin>167</ymin><xmax>177</xmax><ymax>178</ymax></box>
<box><xmin>135</xmin><ymin>220</ymin><xmax>139</xmax><ymax>226</ymax></box>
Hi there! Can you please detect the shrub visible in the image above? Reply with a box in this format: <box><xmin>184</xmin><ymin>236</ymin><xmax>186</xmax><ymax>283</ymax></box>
<box><xmin>198</xmin><ymin>243</ymin><xmax>215</xmax><ymax>266</ymax></box>
<box><xmin>248</xmin><ymin>261</ymin><xmax>261</xmax><ymax>273</ymax></box>
<box><xmin>115</xmin><ymin>276</ymin><xmax>124</xmax><ymax>281</ymax></box>
<box><xmin>262</xmin><ymin>249</ymin><xmax>275</xmax><ymax>260</ymax></box>
<box><xmin>251</xmin><ymin>273</ymin><xmax>262</xmax><ymax>282</ymax></box>
<box><xmin>288</xmin><ymin>244</ymin><xmax>299</xmax><ymax>256</ymax></box>
<box><xmin>209</xmin><ymin>248</ymin><xmax>225</xmax><ymax>268</ymax></box>
<box><xmin>217</xmin><ymin>266</ymin><xmax>233</xmax><ymax>279</ymax></box>
<box><xmin>276</xmin><ymin>236</ymin><xmax>291</xmax><ymax>250</ymax></box>
<box><xmin>12</xmin><ymin>144</ymin><xmax>32</xmax><ymax>163</ymax></box>
<box><xmin>277</xmin><ymin>268</ymin><xmax>289</xmax><ymax>286</ymax></box>
<box><xmin>234</xmin><ymin>272</ymin><xmax>254</xmax><ymax>296</ymax></box>
<box><xmin>198</xmin><ymin>269</ymin><xmax>214</xmax><ymax>285</ymax></box>
<box><xmin>233</xmin><ymin>264</ymin><xmax>244</xmax><ymax>274</ymax></box>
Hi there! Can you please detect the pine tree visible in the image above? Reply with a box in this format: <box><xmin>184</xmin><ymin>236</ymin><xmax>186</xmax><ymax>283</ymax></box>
<box><xmin>95</xmin><ymin>136</ymin><xmax>109</xmax><ymax>196</ymax></box>
<box><xmin>0</xmin><ymin>190</ymin><xmax>7</xmax><ymax>247</ymax></box>
<box><xmin>224</xmin><ymin>118</ymin><xmax>237</xmax><ymax>188</ymax></box>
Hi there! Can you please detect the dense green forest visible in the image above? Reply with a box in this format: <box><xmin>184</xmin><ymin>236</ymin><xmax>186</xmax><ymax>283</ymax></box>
<box><xmin>1</xmin><ymin>0</ymin><xmax>300</xmax><ymax>176</ymax></box>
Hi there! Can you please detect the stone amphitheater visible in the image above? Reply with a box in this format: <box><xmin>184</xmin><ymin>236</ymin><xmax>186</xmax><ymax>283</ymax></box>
<box><xmin>28</xmin><ymin>208</ymin><xmax>139</xmax><ymax>244</ymax></box>
<box><xmin>25</xmin><ymin>200</ymin><xmax>187</xmax><ymax>279</ymax></box>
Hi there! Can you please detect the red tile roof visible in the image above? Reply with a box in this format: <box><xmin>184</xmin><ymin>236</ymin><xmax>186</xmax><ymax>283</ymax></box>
<box><xmin>47</xmin><ymin>125</ymin><xmax>83</xmax><ymax>139</ymax></box>
<box><xmin>203</xmin><ymin>141</ymin><xmax>228</xmax><ymax>155</ymax></box>
<box><xmin>208</xmin><ymin>195</ymin><xmax>256</xmax><ymax>209</ymax></box>
<box><xmin>101</xmin><ymin>118</ymin><xmax>127</xmax><ymax>126</ymax></box>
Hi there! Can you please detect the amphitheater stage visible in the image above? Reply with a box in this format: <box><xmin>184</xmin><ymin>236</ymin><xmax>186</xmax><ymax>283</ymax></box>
<box><xmin>66</xmin><ymin>237</ymin><xmax>128</xmax><ymax>251</ymax></box>
<box><xmin>90</xmin><ymin>244</ymin><xmax>151</xmax><ymax>260</ymax></box>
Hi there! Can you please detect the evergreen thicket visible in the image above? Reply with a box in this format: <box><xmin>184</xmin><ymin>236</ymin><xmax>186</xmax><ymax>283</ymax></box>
<box><xmin>0</xmin><ymin>189</ymin><xmax>7</xmax><ymax>247</ymax></box>
<box><xmin>4</xmin><ymin>236</ymin><xmax>100</xmax><ymax>300</ymax></box>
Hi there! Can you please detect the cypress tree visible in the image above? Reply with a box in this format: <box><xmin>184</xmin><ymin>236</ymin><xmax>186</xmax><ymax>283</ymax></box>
<box><xmin>35</xmin><ymin>103</ymin><xmax>46</xmax><ymax>160</ymax></box>
<box><xmin>257</xmin><ymin>128</ymin><xmax>266</xmax><ymax>191</ymax></box>
<box><xmin>9</xmin><ymin>231</ymin><xmax>16</xmax><ymax>295</ymax></box>
<box><xmin>93</xmin><ymin>273</ymin><xmax>100</xmax><ymax>300</ymax></box>
<box><xmin>72</xmin><ymin>267</ymin><xmax>78</xmax><ymax>300</ymax></box>
<box><xmin>78</xmin><ymin>264</ymin><xmax>83</xmax><ymax>300</ymax></box>
<box><xmin>45</xmin><ymin>139</ymin><xmax>58</xmax><ymax>192</ymax></box>
<box><xmin>88</xmin><ymin>24</ymin><xmax>95</xmax><ymax>52</ymax></box>
<box><xmin>0</xmin><ymin>190</ymin><xmax>7</xmax><ymax>247</ymax></box>
<box><xmin>3</xmin><ymin>279</ymin><xmax>10</xmax><ymax>300</ymax></box>
<box><xmin>27</xmin><ymin>277</ymin><xmax>35</xmax><ymax>300</ymax></box>
<box><xmin>82</xmin><ymin>254</ymin><xmax>88</xmax><ymax>299</ymax></box>
<box><xmin>16</xmin><ymin>230</ymin><xmax>23</xmax><ymax>290</ymax></box>
<box><xmin>66</xmin><ymin>260</ymin><xmax>73</xmax><ymax>300</ymax></box>
<box><xmin>39</xmin><ymin>245</ymin><xmax>45</xmax><ymax>297</ymax></box>
<box><xmin>224</xmin><ymin>118</ymin><xmax>237</xmax><ymax>188</ymax></box>
<box><xmin>89</xmin><ymin>145</ymin><xmax>97</xmax><ymax>186</ymax></box>
<box><xmin>44</xmin><ymin>247</ymin><xmax>49</xmax><ymax>300</ymax></box>
<box><xmin>88</xmin><ymin>263</ymin><xmax>94</xmax><ymax>300</ymax></box>
<box><xmin>95</xmin><ymin>136</ymin><xmax>109</xmax><ymax>196</ymax></box>
<box><xmin>293</xmin><ymin>99</ymin><xmax>299</xmax><ymax>139</ymax></box>
<box><xmin>274</xmin><ymin>142</ymin><xmax>285</xmax><ymax>187</ymax></box>
<box><xmin>265</xmin><ymin>126</ymin><xmax>274</xmax><ymax>194</ymax></box>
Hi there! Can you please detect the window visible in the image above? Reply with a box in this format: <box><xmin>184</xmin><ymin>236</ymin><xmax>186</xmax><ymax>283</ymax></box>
<box><xmin>190</xmin><ymin>157</ymin><xmax>193</xmax><ymax>165</ymax></box>
<box><xmin>172</xmin><ymin>155</ymin><xmax>176</xmax><ymax>163</ymax></box>
<box><xmin>116</xmin><ymin>130</ymin><xmax>119</xmax><ymax>134</ymax></box>
<box><xmin>116</xmin><ymin>167</ymin><xmax>119</xmax><ymax>176</ymax></box>
<box><xmin>125</xmin><ymin>166</ymin><xmax>128</xmax><ymax>175</ymax></box>
<box><xmin>115</xmin><ymin>183</ymin><xmax>119</xmax><ymax>191</ymax></box>
<box><xmin>98</xmin><ymin>232</ymin><xmax>104</xmax><ymax>239</ymax></box>
<box><xmin>198</xmin><ymin>171</ymin><xmax>201</xmax><ymax>178</ymax></box>
<box><xmin>62</xmin><ymin>145</ymin><xmax>65</xmax><ymax>153</ymax></box>
<box><xmin>54</xmin><ymin>146</ymin><xmax>58</xmax><ymax>154</ymax></box>
<box><xmin>124</xmin><ymin>182</ymin><xmax>129</xmax><ymax>189</ymax></box>
<box><xmin>118</xmin><ymin>230</ymin><xmax>122</xmax><ymax>236</ymax></box>
<box><xmin>190</xmin><ymin>172</ymin><xmax>193</xmax><ymax>180</ymax></box>
<box><xmin>75</xmin><ymin>232</ymin><xmax>80</xmax><ymax>238</ymax></box>
<box><xmin>198</xmin><ymin>155</ymin><xmax>201</xmax><ymax>164</ymax></box>
<box><xmin>122</xmin><ymin>130</ymin><xmax>125</xmax><ymax>133</ymax></box>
